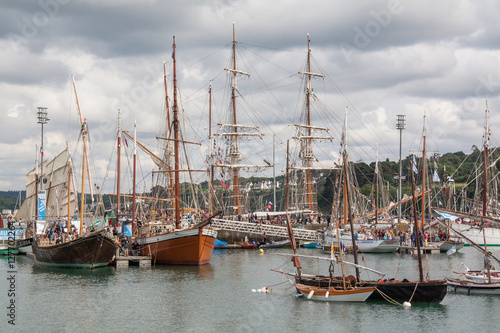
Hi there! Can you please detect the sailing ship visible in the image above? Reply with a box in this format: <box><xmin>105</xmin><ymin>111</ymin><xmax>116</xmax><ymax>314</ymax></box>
<box><xmin>32</xmin><ymin>79</ymin><xmax>118</xmax><ymax>268</ymax></box>
<box><xmin>446</xmin><ymin>104</ymin><xmax>500</xmax><ymax>294</ymax></box>
<box><xmin>294</xmin><ymin>113</ymin><xmax>447</xmax><ymax>304</ymax></box>
<box><xmin>32</xmin><ymin>121</ymin><xmax>118</xmax><ymax>268</ymax></box>
<box><xmin>137</xmin><ymin>36</ymin><xmax>218</xmax><ymax>265</ymax></box>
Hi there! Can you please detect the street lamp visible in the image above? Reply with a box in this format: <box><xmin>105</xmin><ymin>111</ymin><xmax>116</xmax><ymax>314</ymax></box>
<box><xmin>37</xmin><ymin>107</ymin><xmax>49</xmax><ymax>190</ymax></box>
<box><xmin>396</xmin><ymin>115</ymin><xmax>405</xmax><ymax>224</ymax></box>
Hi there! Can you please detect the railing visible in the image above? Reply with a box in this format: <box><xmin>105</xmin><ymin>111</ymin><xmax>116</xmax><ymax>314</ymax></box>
<box><xmin>210</xmin><ymin>219</ymin><xmax>323</xmax><ymax>242</ymax></box>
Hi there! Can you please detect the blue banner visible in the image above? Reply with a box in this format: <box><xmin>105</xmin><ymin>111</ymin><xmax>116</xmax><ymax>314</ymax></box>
<box><xmin>123</xmin><ymin>223</ymin><xmax>132</xmax><ymax>237</ymax></box>
<box><xmin>38</xmin><ymin>190</ymin><xmax>46</xmax><ymax>221</ymax></box>
<box><xmin>0</xmin><ymin>229</ymin><xmax>24</xmax><ymax>240</ymax></box>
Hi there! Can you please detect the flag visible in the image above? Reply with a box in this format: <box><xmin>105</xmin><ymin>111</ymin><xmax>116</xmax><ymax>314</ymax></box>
<box><xmin>433</xmin><ymin>160</ymin><xmax>440</xmax><ymax>182</ymax></box>
<box><xmin>40</xmin><ymin>147</ymin><xmax>44</xmax><ymax>157</ymax></box>
<box><xmin>446</xmin><ymin>246</ymin><xmax>456</xmax><ymax>256</ymax></box>
<box><xmin>412</xmin><ymin>155</ymin><xmax>418</xmax><ymax>174</ymax></box>
<box><xmin>433</xmin><ymin>170</ymin><xmax>440</xmax><ymax>182</ymax></box>
<box><xmin>442</xmin><ymin>181</ymin><xmax>446</xmax><ymax>193</ymax></box>
<box><xmin>267</xmin><ymin>202</ymin><xmax>273</xmax><ymax>211</ymax></box>
<box><xmin>124</xmin><ymin>137</ymin><xmax>128</xmax><ymax>147</ymax></box>
<box><xmin>433</xmin><ymin>153</ymin><xmax>439</xmax><ymax>161</ymax></box>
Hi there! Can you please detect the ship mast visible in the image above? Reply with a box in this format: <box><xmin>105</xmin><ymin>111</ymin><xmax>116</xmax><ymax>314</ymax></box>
<box><xmin>79</xmin><ymin>120</ymin><xmax>87</xmax><ymax>236</ymax></box>
<box><xmin>216</xmin><ymin>23</ymin><xmax>268</xmax><ymax>216</ymax></box>
<box><xmin>482</xmin><ymin>103</ymin><xmax>491</xmax><ymax>283</ymax></box>
<box><xmin>293</xmin><ymin>34</ymin><xmax>333</xmax><ymax>217</ymax></box>
<box><xmin>172</xmin><ymin>36</ymin><xmax>181</xmax><ymax>228</ymax></box>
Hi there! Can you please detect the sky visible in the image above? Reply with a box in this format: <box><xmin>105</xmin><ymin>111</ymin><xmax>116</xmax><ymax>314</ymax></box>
<box><xmin>2</xmin><ymin>0</ymin><xmax>500</xmax><ymax>192</ymax></box>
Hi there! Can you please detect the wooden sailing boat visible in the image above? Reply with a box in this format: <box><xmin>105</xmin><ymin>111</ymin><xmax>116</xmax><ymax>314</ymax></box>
<box><xmin>138</xmin><ymin>36</ymin><xmax>218</xmax><ymax>265</ymax></box>
<box><xmin>32</xmin><ymin>120</ymin><xmax>118</xmax><ymax>268</ymax></box>
<box><xmin>297</xmin><ymin>113</ymin><xmax>448</xmax><ymax>303</ymax></box>
<box><xmin>283</xmin><ymin>140</ymin><xmax>377</xmax><ymax>302</ymax></box>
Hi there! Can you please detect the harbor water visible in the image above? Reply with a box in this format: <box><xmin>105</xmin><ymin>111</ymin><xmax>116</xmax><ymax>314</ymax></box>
<box><xmin>2</xmin><ymin>246</ymin><xmax>500</xmax><ymax>332</ymax></box>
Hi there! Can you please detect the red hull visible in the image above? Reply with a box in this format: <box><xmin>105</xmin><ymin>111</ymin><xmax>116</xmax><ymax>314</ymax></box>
<box><xmin>139</xmin><ymin>228</ymin><xmax>216</xmax><ymax>265</ymax></box>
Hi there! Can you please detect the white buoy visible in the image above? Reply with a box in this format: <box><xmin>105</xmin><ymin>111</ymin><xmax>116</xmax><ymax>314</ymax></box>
<box><xmin>307</xmin><ymin>290</ymin><xmax>315</xmax><ymax>299</ymax></box>
<box><xmin>403</xmin><ymin>301</ymin><xmax>411</xmax><ymax>307</ymax></box>
<box><xmin>257</xmin><ymin>289</ymin><xmax>262</xmax><ymax>293</ymax></box>
<box><xmin>325</xmin><ymin>291</ymin><xmax>329</xmax><ymax>299</ymax></box>
<box><xmin>252</xmin><ymin>289</ymin><xmax>256</xmax><ymax>293</ymax></box>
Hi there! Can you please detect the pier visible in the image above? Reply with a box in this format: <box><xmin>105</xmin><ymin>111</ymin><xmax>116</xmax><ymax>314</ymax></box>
<box><xmin>398</xmin><ymin>245</ymin><xmax>440</xmax><ymax>254</ymax></box>
<box><xmin>113</xmin><ymin>255</ymin><xmax>152</xmax><ymax>267</ymax></box>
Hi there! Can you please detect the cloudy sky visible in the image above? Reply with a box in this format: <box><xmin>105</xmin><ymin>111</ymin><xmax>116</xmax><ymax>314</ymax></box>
<box><xmin>2</xmin><ymin>0</ymin><xmax>500</xmax><ymax>192</ymax></box>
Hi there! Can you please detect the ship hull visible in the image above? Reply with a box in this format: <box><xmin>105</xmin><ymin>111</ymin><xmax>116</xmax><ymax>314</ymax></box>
<box><xmin>295</xmin><ymin>283</ymin><xmax>375</xmax><ymax>302</ymax></box>
<box><xmin>139</xmin><ymin>228</ymin><xmax>217</xmax><ymax>265</ymax></box>
<box><xmin>296</xmin><ymin>275</ymin><xmax>447</xmax><ymax>303</ymax></box>
<box><xmin>32</xmin><ymin>231</ymin><xmax>118</xmax><ymax>269</ymax></box>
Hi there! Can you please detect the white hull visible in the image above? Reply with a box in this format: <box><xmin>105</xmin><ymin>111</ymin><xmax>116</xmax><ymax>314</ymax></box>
<box><xmin>464</xmin><ymin>272</ymin><xmax>500</xmax><ymax>283</ymax></box>
<box><xmin>326</xmin><ymin>235</ymin><xmax>400</xmax><ymax>253</ymax></box>
<box><xmin>451</xmin><ymin>223</ymin><xmax>500</xmax><ymax>246</ymax></box>
<box><xmin>448</xmin><ymin>279</ymin><xmax>500</xmax><ymax>295</ymax></box>
<box><xmin>18</xmin><ymin>245</ymin><xmax>32</xmax><ymax>254</ymax></box>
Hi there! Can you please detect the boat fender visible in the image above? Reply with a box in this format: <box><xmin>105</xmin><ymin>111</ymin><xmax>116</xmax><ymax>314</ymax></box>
<box><xmin>403</xmin><ymin>301</ymin><xmax>411</xmax><ymax>307</ymax></box>
<box><xmin>307</xmin><ymin>290</ymin><xmax>314</xmax><ymax>299</ymax></box>
<box><xmin>252</xmin><ymin>289</ymin><xmax>256</xmax><ymax>293</ymax></box>
<box><xmin>259</xmin><ymin>249</ymin><xmax>264</xmax><ymax>254</ymax></box>
<box><xmin>325</xmin><ymin>291</ymin><xmax>329</xmax><ymax>299</ymax></box>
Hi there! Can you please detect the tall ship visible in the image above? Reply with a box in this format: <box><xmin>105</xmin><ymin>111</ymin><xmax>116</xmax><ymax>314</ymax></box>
<box><xmin>137</xmin><ymin>36</ymin><xmax>218</xmax><ymax>265</ymax></box>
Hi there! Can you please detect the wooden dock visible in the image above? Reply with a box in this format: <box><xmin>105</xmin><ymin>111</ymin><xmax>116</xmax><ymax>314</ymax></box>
<box><xmin>113</xmin><ymin>255</ymin><xmax>152</xmax><ymax>267</ymax></box>
<box><xmin>398</xmin><ymin>245</ymin><xmax>440</xmax><ymax>254</ymax></box>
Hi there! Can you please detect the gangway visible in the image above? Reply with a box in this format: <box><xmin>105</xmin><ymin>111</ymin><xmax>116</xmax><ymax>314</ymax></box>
<box><xmin>210</xmin><ymin>219</ymin><xmax>323</xmax><ymax>242</ymax></box>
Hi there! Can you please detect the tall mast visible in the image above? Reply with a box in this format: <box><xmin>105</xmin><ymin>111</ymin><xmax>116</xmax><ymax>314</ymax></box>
<box><xmin>116</xmin><ymin>110</ymin><xmax>122</xmax><ymax>219</ymax></box>
<box><xmin>231</xmin><ymin>23</ymin><xmax>241</xmax><ymax>215</ymax></box>
<box><xmin>410</xmin><ymin>158</ymin><xmax>424</xmax><ymax>282</ymax></box>
<box><xmin>172</xmin><ymin>36</ymin><xmax>181</xmax><ymax>228</ymax></box>
<box><xmin>342</xmin><ymin>108</ymin><xmax>360</xmax><ymax>281</ymax></box>
<box><xmin>285</xmin><ymin>140</ymin><xmax>302</xmax><ymax>277</ymax></box>
<box><xmin>209</xmin><ymin>82</ymin><xmax>214</xmax><ymax>215</ymax></box>
<box><xmin>71</xmin><ymin>76</ymin><xmax>94</xmax><ymax>202</ymax></box>
<box><xmin>421</xmin><ymin>114</ymin><xmax>427</xmax><ymax>228</ymax></box>
<box><xmin>67</xmin><ymin>142</ymin><xmax>72</xmax><ymax>237</ymax></box>
<box><xmin>163</xmin><ymin>62</ymin><xmax>175</xmax><ymax>205</ymax></box>
<box><xmin>294</xmin><ymin>34</ymin><xmax>330</xmax><ymax>215</ymax></box>
<box><xmin>132</xmin><ymin>118</ymin><xmax>137</xmax><ymax>224</ymax></box>
<box><xmin>80</xmin><ymin>120</ymin><xmax>87</xmax><ymax>235</ymax></box>
<box><xmin>375</xmin><ymin>144</ymin><xmax>379</xmax><ymax>225</ymax></box>
<box><xmin>273</xmin><ymin>134</ymin><xmax>276</xmax><ymax>212</ymax></box>
<box><xmin>305</xmin><ymin>35</ymin><xmax>314</xmax><ymax>212</ymax></box>
<box><xmin>482</xmin><ymin>103</ymin><xmax>491</xmax><ymax>283</ymax></box>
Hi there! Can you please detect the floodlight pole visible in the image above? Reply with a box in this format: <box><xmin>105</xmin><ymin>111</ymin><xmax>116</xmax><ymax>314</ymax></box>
<box><xmin>396</xmin><ymin>115</ymin><xmax>406</xmax><ymax>224</ymax></box>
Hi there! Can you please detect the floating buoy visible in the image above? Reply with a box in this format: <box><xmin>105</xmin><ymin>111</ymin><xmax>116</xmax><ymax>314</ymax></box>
<box><xmin>403</xmin><ymin>301</ymin><xmax>411</xmax><ymax>307</ymax></box>
<box><xmin>259</xmin><ymin>249</ymin><xmax>264</xmax><ymax>254</ymax></box>
<box><xmin>307</xmin><ymin>290</ymin><xmax>315</xmax><ymax>299</ymax></box>
<box><xmin>252</xmin><ymin>289</ymin><xmax>256</xmax><ymax>293</ymax></box>
<box><xmin>257</xmin><ymin>289</ymin><xmax>262</xmax><ymax>293</ymax></box>
<box><xmin>325</xmin><ymin>291</ymin><xmax>329</xmax><ymax>299</ymax></box>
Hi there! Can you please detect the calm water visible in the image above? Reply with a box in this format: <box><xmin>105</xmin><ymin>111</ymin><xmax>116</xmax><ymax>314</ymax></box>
<box><xmin>2</xmin><ymin>246</ymin><xmax>500</xmax><ymax>332</ymax></box>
